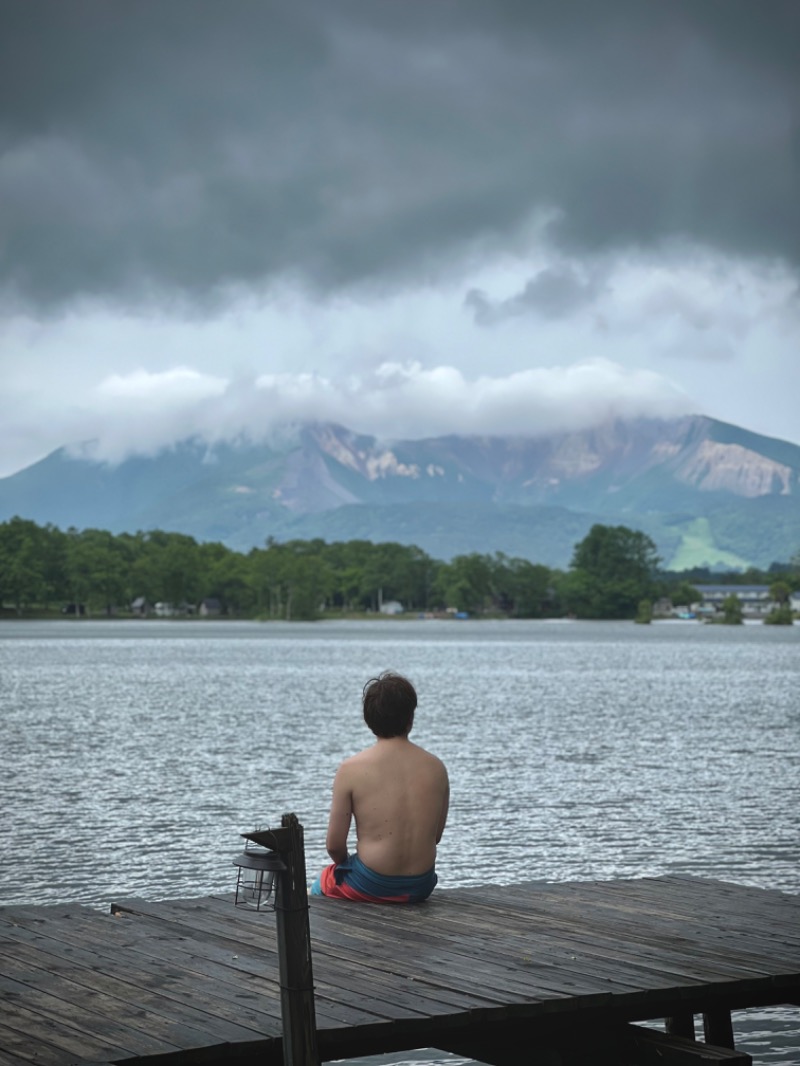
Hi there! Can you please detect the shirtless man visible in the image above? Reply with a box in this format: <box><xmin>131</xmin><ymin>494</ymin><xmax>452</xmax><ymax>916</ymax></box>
<box><xmin>310</xmin><ymin>672</ymin><xmax>449</xmax><ymax>903</ymax></box>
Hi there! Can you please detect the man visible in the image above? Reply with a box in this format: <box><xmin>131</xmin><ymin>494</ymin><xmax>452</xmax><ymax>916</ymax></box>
<box><xmin>310</xmin><ymin>671</ymin><xmax>449</xmax><ymax>903</ymax></box>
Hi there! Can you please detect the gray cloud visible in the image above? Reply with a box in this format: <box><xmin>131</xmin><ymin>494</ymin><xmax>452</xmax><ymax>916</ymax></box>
<box><xmin>1</xmin><ymin>0</ymin><xmax>798</xmax><ymax>313</ymax></box>
<box><xmin>466</xmin><ymin>264</ymin><xmax>606</xmax><ymax>324</ymax></box>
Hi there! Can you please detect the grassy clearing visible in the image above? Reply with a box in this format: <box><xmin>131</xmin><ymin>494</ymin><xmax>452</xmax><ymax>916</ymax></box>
<box><xmin>666</xmin><ymin>518</ymin><xmax>749</xmax><ymax>571</ymax></box>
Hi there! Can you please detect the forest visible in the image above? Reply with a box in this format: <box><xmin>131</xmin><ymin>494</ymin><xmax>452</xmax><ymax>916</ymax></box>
<box><xmin>0</xmin><ymin>516</ymin><xmax>797</xmax><ymax>622</ymax></box>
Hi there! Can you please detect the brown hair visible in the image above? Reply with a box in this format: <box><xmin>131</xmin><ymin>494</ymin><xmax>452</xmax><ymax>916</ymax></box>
<box><xmin>362</xmin><ymin>671</ymin><xmax>417</xmax><ymax>738</ymax></box>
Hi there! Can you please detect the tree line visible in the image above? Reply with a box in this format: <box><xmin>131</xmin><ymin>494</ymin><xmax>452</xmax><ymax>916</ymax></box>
<box><xmin>0</xmin><ymin>516</ymin><xmax>797</xmax><ymax>621</ymax></box>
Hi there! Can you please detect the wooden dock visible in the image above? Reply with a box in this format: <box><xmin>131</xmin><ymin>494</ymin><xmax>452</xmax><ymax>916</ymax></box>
<box><xmin>1</xmin><ymin>875</ymin><xmax>798</xmax><ymax>1065</ymax></box>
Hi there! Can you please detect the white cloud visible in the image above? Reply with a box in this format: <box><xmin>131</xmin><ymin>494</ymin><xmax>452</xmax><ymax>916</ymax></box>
<box><xmin>97</xmin><ymin>367</ymin><xmax>228</xmax><ymax>403</ymax></box>
<box><xmin>52</xmin><ymin>358</ymin><xmax>694</xmax><ymax>467</ymax></box>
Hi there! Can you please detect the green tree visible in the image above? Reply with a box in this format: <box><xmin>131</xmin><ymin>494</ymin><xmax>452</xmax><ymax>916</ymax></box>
<box><xmin>159</xmin><ymin>533</ymin><xmax>203</xmax><ymax>606</ymax></box>
<box><xmin>127</xmin><ymin>531</ymin><xmax>202</xmax><ymax>607</ymax></box>
<box><xmin>432</xmin><ymin>553</ymin><xmax>493</xmax><ymax>615</ymax></box>
<box><xmin>0</xmin><ymin>517</ymin><xmax>51</xmax><ymax>612</ymax></box>
<box><xmin>250</xmin><ymin>541</ymin><xmax>286</xmax><ymax>618</ymax></box>
<box><xmin>565</xmin><ymin>524</ymin><xmax>660</xmax><ymax>619</ymax></box>
<box><xmin>764</xmin><ymin>604</ymin><xmax>794</xmax><ymax>625</ymax></box>
<box><xmin>40</xmin><ymin>525</ymin><xmax>71</xmax><ymax>607</ymax></box>
<box><xmin>200</xmin><ymin>542</ymin><xmax>256</xmax><ymax>614</ymax></box>
<box><xmin>769</xmin><ymin>581</ymin><xmax>791</xmax><ymax>606</ymax></box>
<box><xmin>671</xmin><ymin>581</ymin><xmax>700</xmax><ymax>612</ymax></box>
<box><xmin>720</xmin><ymin>593</ymin><xmax>743</xmax><ymax>625</ymax></box>
<box><xmin>323</xmin><ymin>540</ymin><xmax>368</xmax><ymax>612</ymax></box>
<box><xmin>337</xmin><ymin>564</ymin><xmax>365</xmax><ymax>612</ymax></box>
<box><xmin>256</xmin><ymin>540</ymin><xmax>332</xmax><ymax>620</ymax></box>
<box><xmin>765</xmin><ymin>580</ymin><xmax>794</xmax><ymax>625</ymax></box>
<box><xmin>283</xmin><ymin>543</ymin><xmax>332</xmax><ymax>620</ymax></box>
<box><xmin>490</xmin><ymin>554</ymin><xmax>554</xmax><ymax>618</ymax></box>
<box><xmin>356</xmin><ymin>542</ymin><xmax>432</xmax><ymax>612</ymax></box>
<box><xmin>65</xmin><ymin>528</ymin><xmax>132</xmax><ymax>614</ymax></box>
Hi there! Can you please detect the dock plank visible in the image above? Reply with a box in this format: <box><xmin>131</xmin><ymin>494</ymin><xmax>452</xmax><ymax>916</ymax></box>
<box><xmin>0</xmin><ymin>974</ymin><xmax>182</xmax><ymax>1058</ymax></box>
<box><xmin>0</xmin><ymin>999</ymin><xmax>134</xmax><ymax>1062</ymax></box>
<box><xmin>0</xmin><ymin>912</ymin><xmax>308</xmax><ymax>1035</ymax></box>
<box><xmin>309</xmin><ymin>884</ymin><xmax>788</xmax><ymax>991</ymax></box>
<box><xmin>0</xmin><ymin>942</ymin><xmax>277</xmax><ymax>1046</ymax></box>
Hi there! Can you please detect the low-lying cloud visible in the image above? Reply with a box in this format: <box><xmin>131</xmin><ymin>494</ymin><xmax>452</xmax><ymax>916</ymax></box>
<box><xmin>61</xmin><ymin>360</ymin><xmax>694</xmax><ymax>467</ymax></box>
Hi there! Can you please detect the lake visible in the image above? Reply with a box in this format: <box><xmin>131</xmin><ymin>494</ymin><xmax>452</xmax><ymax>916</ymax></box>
<box><xmin>1</xmin><ymin>618</ymin><xmax>798</xmax><ymax>1063</ymax></box>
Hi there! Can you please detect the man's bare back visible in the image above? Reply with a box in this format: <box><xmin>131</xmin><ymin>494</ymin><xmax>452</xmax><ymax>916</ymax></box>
<box><xmin>326</xmin><ymin>736</ymin><xmax>449</xmax><ymax>876</ymax></box>
<box><xmin>313</xmin><ymin>671</ymin><xmax>450</xmax><ymax>901</ymax></box>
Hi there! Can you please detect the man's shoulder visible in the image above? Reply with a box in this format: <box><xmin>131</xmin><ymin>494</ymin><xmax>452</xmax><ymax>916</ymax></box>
<box><xmin>340</xmin><ymin>741</ymin><xmax>447</xmax><ymax>775</ymax></box>
<box><xmin>409</xmin><ymin>743</ymin><xmax>449</xmax><ymax>777</ymax></box>
<box><xmin>412</xmin><ymin>741</ymin><xmax>447</xmax><ymax>764</ymax></box>
<box><xmin>337</xmin><ymin>747</ymin><xmax>374</xmax><ymax>771</ymax></box>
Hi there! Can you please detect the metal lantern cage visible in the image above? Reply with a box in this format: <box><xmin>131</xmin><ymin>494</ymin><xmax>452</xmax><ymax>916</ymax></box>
<box><xmin>233</xmin><ymin>835</ymin><xmax>287</xmax><ymax>911</ymax></box>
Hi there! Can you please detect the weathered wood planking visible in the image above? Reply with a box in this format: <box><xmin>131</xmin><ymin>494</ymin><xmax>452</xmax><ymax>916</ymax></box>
<box><xmin>0</xmin><ymin>876</ymin><xmax>797</xmax><ymax>1065</ymax></box>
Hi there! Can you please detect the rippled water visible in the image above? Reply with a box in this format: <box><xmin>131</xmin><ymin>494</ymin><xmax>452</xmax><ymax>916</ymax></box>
<box><xmin>1</xmin><ymin>618</ymin><xmax>798</xmax><ymax>1063</ymax></box>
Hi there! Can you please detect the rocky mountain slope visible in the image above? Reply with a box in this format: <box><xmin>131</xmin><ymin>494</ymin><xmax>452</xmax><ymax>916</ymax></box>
<box><xmin>1</xmin><ymin>416</ymin><xmax>798</xmax><ymax>569</ymax></box>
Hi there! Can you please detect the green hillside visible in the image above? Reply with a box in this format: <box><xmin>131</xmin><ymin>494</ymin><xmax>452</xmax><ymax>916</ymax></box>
<box><xmin>1</xmin><ymin>417</ymin><xmax>798</xmax><ymax>569</ymax></box>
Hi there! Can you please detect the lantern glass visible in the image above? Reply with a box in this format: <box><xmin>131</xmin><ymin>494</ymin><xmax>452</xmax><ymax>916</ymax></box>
<box><xmin>237</xmin><ymin>865</ymin><xmax>274</xmax><ymax>910</ymax></box>
<box><xmin>233</xmin><ymin>839</ymin><xmax>285</xmax><ymax>911</ymax></box>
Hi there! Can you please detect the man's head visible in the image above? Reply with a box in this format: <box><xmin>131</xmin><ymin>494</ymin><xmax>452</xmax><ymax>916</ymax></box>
<box><xmin>362</xmin><ymin>671</ymin><xmax>417</xmax><ymax>738</ymax></box>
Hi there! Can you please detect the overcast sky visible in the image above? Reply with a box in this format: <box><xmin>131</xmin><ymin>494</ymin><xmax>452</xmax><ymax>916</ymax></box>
<box><xmin>1</xmin><ymin>0</ymin><xmax>799</xmax><ymax>476</ymax></box>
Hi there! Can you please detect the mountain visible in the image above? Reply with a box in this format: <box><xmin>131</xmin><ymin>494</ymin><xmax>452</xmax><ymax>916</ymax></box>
<box><xmin>1</xmin><ymin>416</ymin><xmax>799</xmax><ymax>569</ymax></box>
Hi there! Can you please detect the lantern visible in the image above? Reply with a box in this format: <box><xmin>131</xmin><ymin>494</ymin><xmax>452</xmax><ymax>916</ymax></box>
<box><xmin>233</xmin><ymin>835</ymin><xmax>287</xmax><ymax>910</ymax></box>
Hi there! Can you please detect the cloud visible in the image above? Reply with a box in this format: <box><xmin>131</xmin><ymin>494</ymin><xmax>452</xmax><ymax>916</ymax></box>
<box><xmin>61</xmin><ymin>368</ymin><xmax>230</xmax><ymax>463</ymax></box>
<box><xmin>52</xmin><ymin>359</ymin><xmax>694</xmax><ymax>468</ymax></box>
<box><xmin>466</xmin><ymin>263</ymin><xmax>606</xmax><ymax>324</ymax></box>
<box><xmin>97</xmin><ymin>367</ymin><xmax>228</xmax><ymax>403</ymax></box>
<box><xmin>1</xmin><ymin>1</ymin><xmax>798</xmax><ymax>313</ymax></box>
<box><xmin>463</xmin><ymin>244</ymin><xmax>800</xmax><ymax>350</ymax></box>
<box><xmin>1</xmin><ymin>234</ymin><xmax>796</xmax><ymax>477</ymax></box>
<box><xmin>347</xmin><ymin>360</ymin><xmax>694</xmax><ymax>439</ymax></box>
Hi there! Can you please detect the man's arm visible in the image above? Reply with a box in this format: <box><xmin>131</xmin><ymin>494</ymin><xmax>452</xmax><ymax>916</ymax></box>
<box><xmin>436</xmin><ymin>773</ymin><xmax>450</xmax><ymax>844</ymax></box>
<box><xmin>325</xmin><ymin>763</ymin><xmax>353</xmax><ymax>864</ymax></box>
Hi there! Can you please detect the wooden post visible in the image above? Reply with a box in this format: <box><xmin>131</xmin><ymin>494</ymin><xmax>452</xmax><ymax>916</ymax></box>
<box><xmin>703</xmin><ymin>1009</ymin><xmax>735</xmax><ymax>1049</ymax></box>
<box><xmin>274</xmin><ymin>813</ymin><xmax>319</xmax><ymax>1066</ymax></box>
<box><xmin>666</xmin><ymin>1013</ymin><xmax>696</xmax><ymax>1040</ymax></box>
<box><xmin>244</xmin><ymin>815</ymin><xmax>320</xmax><ymax>1066</ymax></box>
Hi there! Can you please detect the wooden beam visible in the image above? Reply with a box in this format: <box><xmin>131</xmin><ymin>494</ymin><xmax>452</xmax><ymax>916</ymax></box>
<box><xmin>666</xmin><ymin>1013</ymin><xmax>696</xmax><ymax>1039</ymax></box>
<box><xmin>437</xmin><ymin>1025</ymin><xmax>615</xmax><ymax>1066</ymax></box>
<box><xmin>438</xmin><ymin>1023</ymin><xmax>751</xmax><ymax>1066</ymax></box>
<box><xmin>438</xmin><ymin>1018</ymin><xmax>635</xmax><ymax>1066</ymax></box>
<box><xmin>624</xmin><ymin>1024</ymin><xmax>751</xmax><ymax>1064</ymax></box>
<box><xmin>703</xmin><ymin>1009</ymin><xmax>735</xmax><ymax>1049</ymax></box>
<box><xmin>242</xmin><ymin>827</ymin><xmax>293</xmax><ymax>852</ymax></box>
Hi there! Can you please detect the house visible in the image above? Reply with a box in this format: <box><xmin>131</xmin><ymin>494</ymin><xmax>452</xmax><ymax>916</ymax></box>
<box><xmin>199</xmin><ymin>598</ymin><xmax>222</xmax><ymax>617</ymax></box>
<box><xmin>379</xmin><ymin>600</ymin><xmax>404</xmax><ymax>616</ymax></box>
<box><xmin>130</xmin><ymin>596</ymin><xmax>149</xmax><ymax>617</ymax></box>
<box><xmin>694</xmin><ymin>585</ymin><xmax>774</xmax><ymax>617</ymax></box>
<box><xmin>653</xmin><ymin>597</ymin><xmax>677</xmax><ymax>617</ymax></box>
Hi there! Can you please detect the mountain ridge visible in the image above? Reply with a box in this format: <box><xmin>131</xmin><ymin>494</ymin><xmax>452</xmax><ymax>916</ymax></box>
<box><xmin>1</xmin><ymin>415</ymin><xmax>798</xmax><ymax>569</ymax></box>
